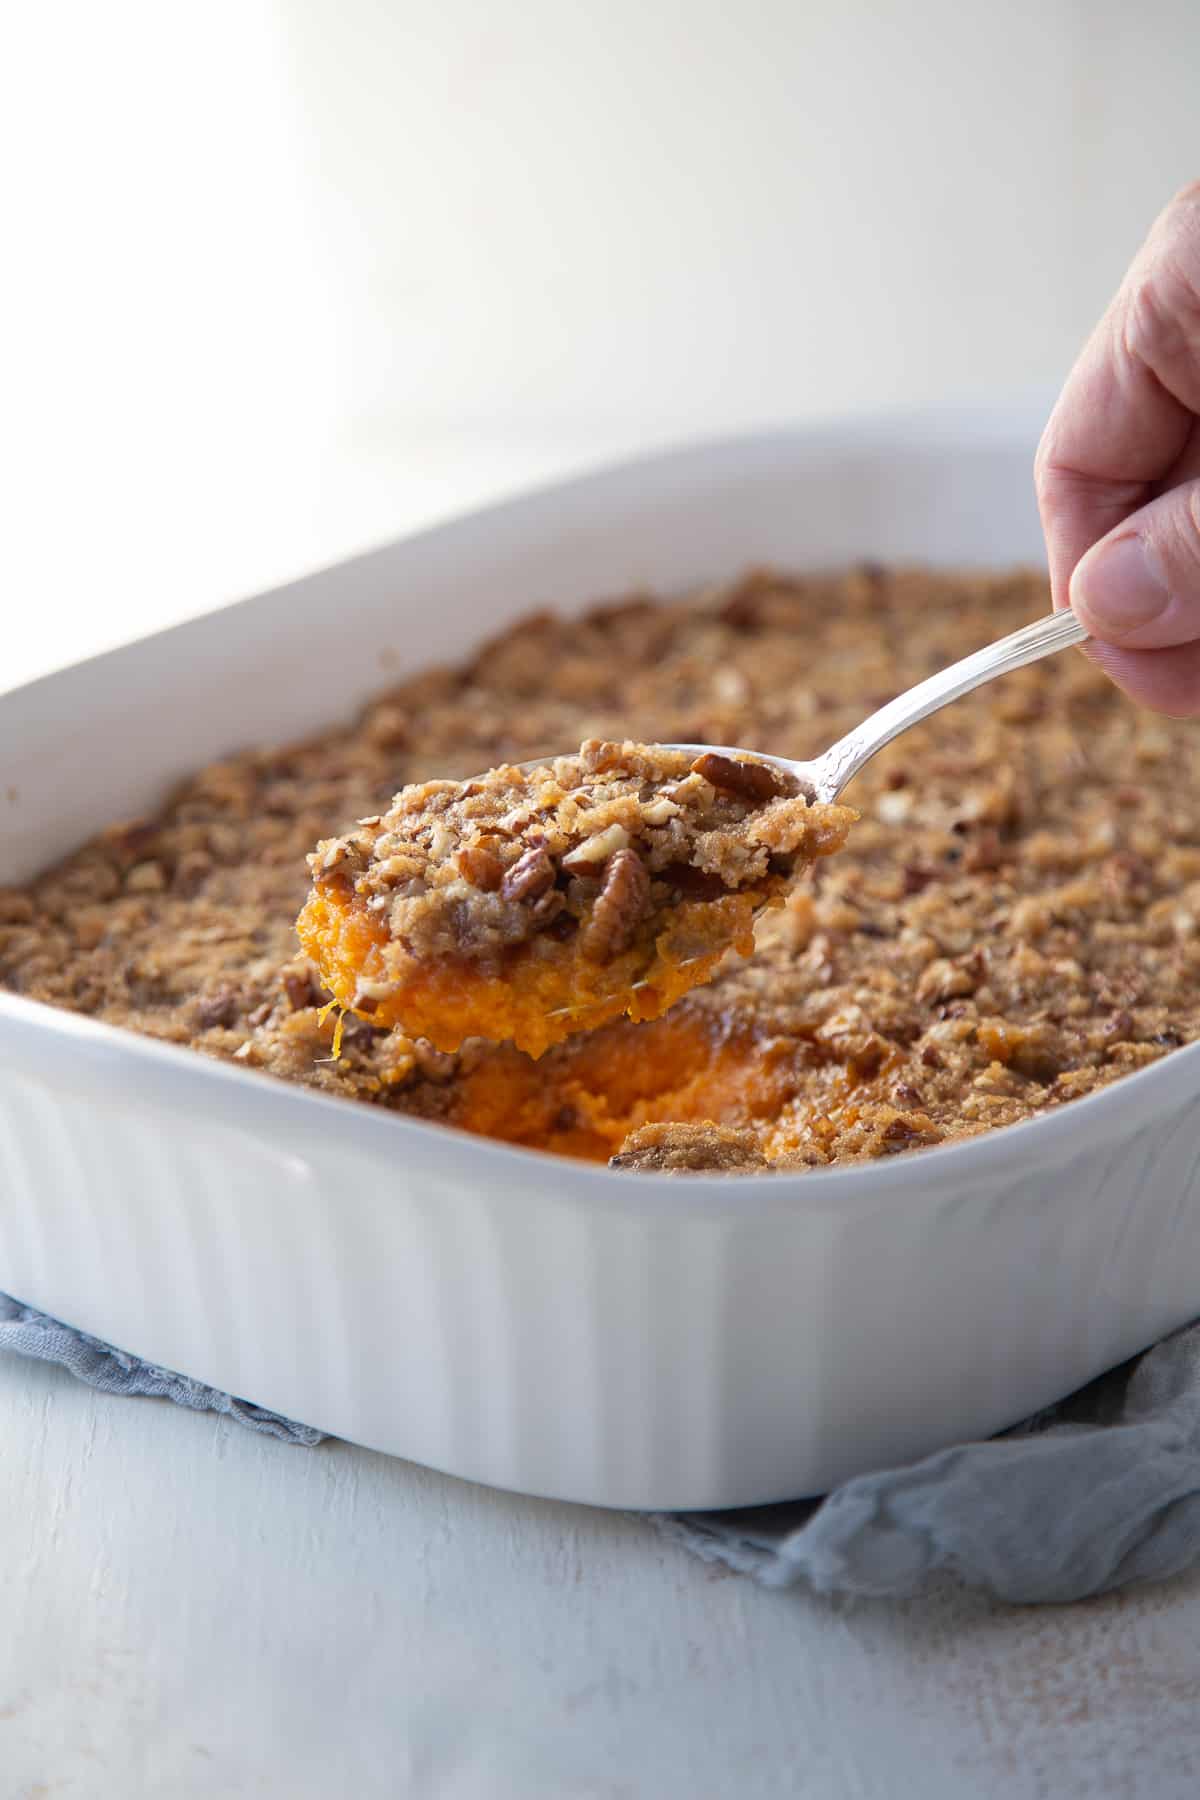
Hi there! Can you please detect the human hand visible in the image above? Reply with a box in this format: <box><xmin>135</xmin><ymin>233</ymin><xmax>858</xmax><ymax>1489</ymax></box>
<box><xmin>1036</xmin><ymin>183</ymin><xmax>1200</xmax><ymax>714</ymax></box>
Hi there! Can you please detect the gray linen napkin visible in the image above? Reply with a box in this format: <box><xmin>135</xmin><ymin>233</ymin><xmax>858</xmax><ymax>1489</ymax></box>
<box><xmin>0</xmin><ymin>1294</ymin><xmax>322</xmax><ymax>1446</ymax></box>
<box><xmin>4</xmin><ymin>1288</ymin><xmax>1199</xmax><ymax>1605</ymax></box>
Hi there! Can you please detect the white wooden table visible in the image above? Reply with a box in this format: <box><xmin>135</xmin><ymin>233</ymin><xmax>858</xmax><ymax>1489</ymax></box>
<box><xmin>3</xmin><ymin>1350</ymin><xmax>1200</xmax><ymax>1798</ymax></box>
<box><xmin>6</xmin><ymin>440</ymin><xmax>1200</xmax><ymax>1797</ymax></box>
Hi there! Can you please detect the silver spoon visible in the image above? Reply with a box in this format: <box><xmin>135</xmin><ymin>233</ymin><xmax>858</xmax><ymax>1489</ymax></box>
<box><xmin>529</xmin><ymin>606</ymin><xmax>1090</xmax><ymax>1021</ymax></box>
<box><xmin>516</xmin><ymin>607</ymin><xmax>1090</xmax><ymax>1025</ymax></box>
<box><xmin>585</xmin><ymin>606</ymin><xmax>1089</xmax><ymax>805</ymax></box>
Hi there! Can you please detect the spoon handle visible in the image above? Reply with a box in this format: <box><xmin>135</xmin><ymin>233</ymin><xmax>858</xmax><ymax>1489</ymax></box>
<box><xmin>812</xmin><ymin>607</ymin><xmax>1090</xmax><ymax>801</ymax></box>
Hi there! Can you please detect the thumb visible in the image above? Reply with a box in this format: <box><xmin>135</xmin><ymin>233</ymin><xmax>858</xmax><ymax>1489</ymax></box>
<box><xmin>1070</xmin><ymin>479</ymin><xmax>1200</xmax><ymax>650</ymax></box>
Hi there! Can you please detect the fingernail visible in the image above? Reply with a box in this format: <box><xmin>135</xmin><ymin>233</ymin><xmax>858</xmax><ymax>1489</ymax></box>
<box><xmin>1073</xmin><ymin>534</ymin><xmax>1169</xmax><ymax>635</ymax></box>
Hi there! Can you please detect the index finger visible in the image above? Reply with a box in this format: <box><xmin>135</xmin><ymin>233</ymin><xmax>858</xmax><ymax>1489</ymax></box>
<box><xmin>1036</xmin><ymin>182</ymin><xmax>1200</xmax><ymax>607</ymax></box>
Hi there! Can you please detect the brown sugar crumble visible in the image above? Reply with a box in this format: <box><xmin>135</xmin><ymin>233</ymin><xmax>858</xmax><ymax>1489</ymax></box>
<box><xmin>296</xmin><ymin>738</ymin><xmax>853</xmax><ymax>1056</ymax></box>
<box><xmin>3</xmin><ymin>564</ymin><xmax>1198</xmax><ymax>1173</ymax></box>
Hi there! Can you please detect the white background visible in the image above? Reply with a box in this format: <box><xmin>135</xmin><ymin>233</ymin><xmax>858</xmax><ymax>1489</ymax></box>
<box><xmin>3</xmin><ymin>0</ymin><xmax>1199</xmax><ymax>689</ymax></box>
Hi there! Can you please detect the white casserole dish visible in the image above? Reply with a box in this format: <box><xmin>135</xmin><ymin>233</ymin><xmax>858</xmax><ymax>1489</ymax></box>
<box><xmin>3</xmin><ymin>413</ymin><xmax>1200</xmax><ymax>1511</ymax></box>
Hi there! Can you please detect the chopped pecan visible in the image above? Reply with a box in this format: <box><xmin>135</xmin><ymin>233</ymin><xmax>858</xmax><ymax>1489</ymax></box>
<box><xmin>125</xmin><ymin>860</ymin><xmax>166</xmax><ymax>893</ymax></box>
<box><xmin>562</xmin><ymin>824</ymin><xmax>631</xmax><ymax>872</ymax></box>
<box><xmin>877</xmin><ymin>1112</ymin><xmax>940</xmax><ymax>1152</ymax></box>
<box><xmin>902</xmin><ymin>864</ymin><xmax>935</xmax><ymax>896</ymax></box>
<box><xmin>880</xmin><ymin>1116</ymin><xmax>921</xmax><ymax>1145</ymax></box>
<box><xmin>1012</xmin><ymin>1031</ymin><xmax>1070</xmax><ymax>1083</ymax></box>
<box><xmin>581</xmin><ymin>848</ymin><xmax>650</xmax><ymax>961</ymax></box>
<box><xmin>456</xmin><ymin>845</ymin><xmax>504</xmax><ymax>891</ymax></box>
<box><xmin>716</xmin><ymin>568</ymin><xmax>775</xmax><ymax>631</ymax></box>
<box><xmin>690</xmin><ymin>751</ymin><xmax>790</xmax><ymax>803</ymax></box>
<box><xmin>963</xmin><ymin>828</ymin><xmax>1007</xmax><ymax>873</ymax></box>
<box><xmin>846</xmin><ymin>1033</ymin><xmax>889</xmax><ymax>1077</ymax></box>
<box><xmin>501</xmin><ymin>846</ymin><xmax>555</xmax><ymax>903</ymax></box>
<box><xmin>337</xmin><ymin>1010</ymin><xmax>382</xmax><ymax>1048</ymax></box>
<box><xmin>173</xmin><ymin>850</ymin><xmax>212</xmax><ymax>896</ymax></box>
<box><xmin>282</xmin><ymin>968</ymin><xmax>318</xmax><ymax>1012</ymax></box>
<box><xmin>364</xmin><ymin>704</ymin><xmax>410</xmax><ymax>751</ymax></box>
<box><xmin>0</xmin><ymin>892</ymin><xmax>34</xmax><ymax>925</ymax></box>
<box><xmin>196</xmin><ymin>987</ymin><xmax>240</xmax><ymax>1029</ymax></box>
<box><xmin>102</xmin><ymin>818</ymin><xmax>160</xmax><ymax>862</ymax></box>
<box><xmin>1104</xmin><ymin>851</ymin><xmax>1154</xmax><ymax>898</ymax></box>
<box><xmin>578</xmin><ymin>739</ymin><xmax>633</xmax><ymax>775</ymax></box>
<box><xmin>916</xmin><ymin>957</ymin><xmax>979</xmax><ymax>1005</ymax></box>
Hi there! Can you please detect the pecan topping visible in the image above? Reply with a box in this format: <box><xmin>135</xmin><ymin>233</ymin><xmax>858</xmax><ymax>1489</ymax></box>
<box><xmin>282</xmin><ymin>967</ymin><xmax>318</xmax><ymax>1012</ymax></box>
<box><xmin>0</xmin><ymin>892</ymin><xmax>34</xmax><ymax>925</ymax></box>
<box><xmin>879</xmin><ymin>1114</ymin><xmax>936</xmax><ymax>1151</ymax></box>
<box><xmin>172</xmin><ymin>849</ymin><xmax>212</xmax><ymax>896</ymax></box>
<box><xmin>715</xmin><ymin>568</ymin><xmax>773</xmax><ymax>632</ymax></box>
<box><xmin>963</xmin><ymin>828</ymin><xmax>1007</xmax><ymax>874</ymax></box>
<box><xmin>364</xmin><ymin>704</ymin><xmax>410</xmax><ymax>751</ymax></box>
<box><xmin>1105</xmin><ymin>851</ymin><xmax>1154</xmax><ymax>897</ymax></box>
<box><xmin>718</xmin><ymin>587</ymin><xmax>765</xmax><ymax>631</ymax></box>
<box><xmin>562</xmin><ymin>823</ymin><xmax>631</xmax><ymax>872</ymax></box>
<box><xmin>610</xmin><ymin>1120</ymin><xmax>769</xmax><ymax>1172</ymax></box>
<box><xmin>690</xmin><ymin>751</ymin><xmax>790</xmax><ymax>804</ymax></box>
<box><xmin>916</xmin><ymin>958</ymin><xmax>979</xmax><ymax>1005</ymax></box>
<box><xmin>501</xmin><ymin>845</ymin><xmax>555</xmax><ymax>903</ymax></box>
<box><xmin>125</xmin><ymin>860</ymin><xmax>166</xmax><ymax>893</ymax></box>
<box><xmin>336</xmin><ymin>1010</ymin><xmax>381</xmax><ymax>1049</ymax></box>
<box><xmin>902</xmin><ymin>863</ymin><xmax>935</xmax><ymax>896</ymax></box>
<box><xmin>102</xmin><ymin>818</ymin><xmax>160</xmax><ymax>862</ymax></box>
<box><xmin>578</xmin><ymin>739</ymin><xmax>631</xmax><ymax>775</ymax></box>
<box><xmin>456</xmin><ymin>845</ymin><xmax>504</xmax><ymax>891</ymax></box>
<box><xmin>195</xmin><ymin>987</ymin><xmax>240</xmax><ymax>1029</ymax></box>
<box><xmin>581</xmin><ymin>848</ymin><xmax>650</xmax><ymax>961</ymax></box>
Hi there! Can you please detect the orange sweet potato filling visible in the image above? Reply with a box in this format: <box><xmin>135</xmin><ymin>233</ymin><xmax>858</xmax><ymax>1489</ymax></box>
<box><xmin>442</xmin><ymin>1006</ymin><xmax>800</xmax><ymax>1161</ymax></box>
<box><xmin>297</xmin><ymin>880</ymin><xmax>767</xmax><ymax>1059</ymax></box>
<box><xmin>295</xmin><ymin>881</ymin><xmax>877</xmax><ymax>1163</ymax></box>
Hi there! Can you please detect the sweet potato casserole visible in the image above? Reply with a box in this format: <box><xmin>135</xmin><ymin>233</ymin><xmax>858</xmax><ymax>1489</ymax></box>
<box><xmin>2</xmin><ymin>566</ymin><xmax>1195</xmax><ymax>1172</ymax></box>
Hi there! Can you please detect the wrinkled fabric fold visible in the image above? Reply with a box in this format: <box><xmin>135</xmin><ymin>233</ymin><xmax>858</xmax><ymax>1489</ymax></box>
<box><xmin>4</xmin><ymin>1290</ymin><xmax>1199</xmax><ymax>1604</ymax></box>
<box><xmin>653</xmin><ymin>1326</ymin><xmax>1200</xmax><ymax>1602</ymax></box>
<box><xmin>0</xmin><ymin>1294</ymin><xmax>323</xmax><ymax>1446</ymax></box>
